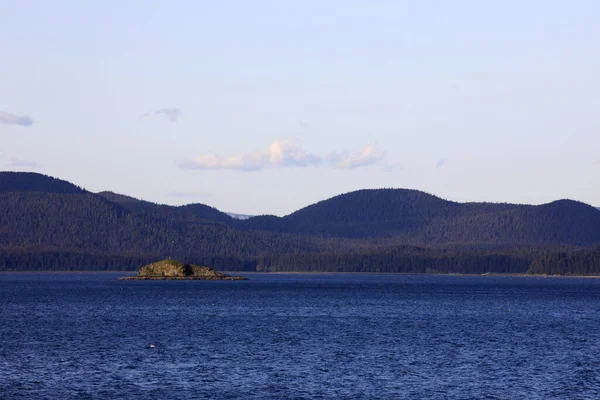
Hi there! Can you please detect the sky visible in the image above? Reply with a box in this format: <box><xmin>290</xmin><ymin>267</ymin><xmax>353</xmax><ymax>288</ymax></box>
<box><xmin>1</xmin><ymin>1</ymin><xmax>599</xmax><ymax>215</ymax></box>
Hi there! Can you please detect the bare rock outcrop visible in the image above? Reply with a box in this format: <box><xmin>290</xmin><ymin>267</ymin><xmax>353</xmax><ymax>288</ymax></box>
<box><xmin>119</xmin><ymin>259</ymin><xmax>247</xmax><ymax>280</ymax></box>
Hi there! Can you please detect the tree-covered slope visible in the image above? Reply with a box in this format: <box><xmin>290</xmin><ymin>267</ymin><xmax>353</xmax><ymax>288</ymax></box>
<box><xmin>241</xmin><ymin>189</ymin><xmax>600</xmax><ymax>246</ymax></box>
<box><xmin>0</xmin><ymin>190</ymin><xmax>326</xmax><ymax>262</ymax></box>
<box><xmin>1</xmin><ymin>172</ymin><xmax>599</xmax><ymax>274</ymax></box>
<box><xmin>412</xmin><ymin>200</ymin><xmax>600</xmax><ymax>246</ymax></box>
<box><xmin>0</xmin><ymin>172</ymin><xmax>85</xmax><ymax>194</ymax></box>
<box><xmin>528</xmin><ymin>246</ymin><xmax>600</xmax><ymax>275</ymax></box>
<box><xmin>287</xmin><ymin>189</ymin><xmax>461</xmax><ymax>223</ymax></box>
<box><xmin>98</xmin><ymin>191</ymin><xmax>234</xmax><ymax>224</ymax></box>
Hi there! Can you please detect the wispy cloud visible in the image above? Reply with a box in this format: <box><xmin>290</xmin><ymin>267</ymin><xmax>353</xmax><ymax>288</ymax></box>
<box><xmin>329</xmin><ymin>145</ymin><xmax>385</xmax><ymax>169</ymax></box>
<box><xmin>181</xmin><ymin>139</ymin><xmax>385</xmax><ymax>171</ymax></box>
<box><xmin>7</xmin><ymin>157</ymin><xmax>41</xmax><ymax>168</ymax></box>
<box><xmin>0</xmin><ymin>111</ymin><xmax>34</xmax><ymax>127</ymax></box>
<box><xmin>167</xmin><ymin>190</ymin><xmax>212</xmax><ymax>199</ymax></box>
<box><xmin>141</xmin><ymin>108</ymin><xmax>182</xmax><ymax>122</ymax></box>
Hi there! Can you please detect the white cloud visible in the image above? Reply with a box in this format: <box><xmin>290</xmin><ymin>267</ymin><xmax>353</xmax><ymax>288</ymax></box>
<box><xmin>0</xmin><ymin>111</ymin><xmax>34</xmax><ymax>127</ymax></box>
<box><xmin>141</xmin><ymin>108</ymin><xmax>182</xmax><ymax>122</ymax></box>
<box><xmin>183</xmin><ymin>150</ymin><xmax>269</xmax><ymax>171</ymax></box>
<box><xmin>181</xmin><ymin>139</ymin><xmax>319</xmax><ymax>171</ymax></box>
<box><xmin>267</xmin><ymin>139</ymin><xmax>322</xmax><ymax>167</ymax></box>
<box><xmin>181</xmin><ymin>140</ymin><xmax>384</xmax><ymax>171</ymax></box>
<box><xmin>330</xmin><ymin>145</ymin><xmax>385</xmax><ymax>169</ymax></box>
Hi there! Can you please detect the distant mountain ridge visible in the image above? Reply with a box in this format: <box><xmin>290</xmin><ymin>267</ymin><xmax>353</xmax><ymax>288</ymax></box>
<box><xmin>1</xmin><ymin>172</ymin><xmax>599</xmax><ymax>275</ymax></box>
<box><xmin>97</xmin><ymin>190</ymin><xmax>235</xmax><ymax>224</ymax></box>
<box><xmin>241</xmin><ymin>189</ymin><xmax>600</xmax><ymax>246</ymax></box>
<box><xmin>0</xmin><ymin>172</ymin><xmax>85</xmax><ymax>194</ymax></box>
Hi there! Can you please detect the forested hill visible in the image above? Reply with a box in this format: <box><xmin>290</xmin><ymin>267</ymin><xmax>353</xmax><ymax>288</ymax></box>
<box><xmin>97</xmin><ymin>191</ymin><xmax>234</xmax><ymax>224</ymax></box>
<box><xmin>1</xmin><ymin>172</ymin><xmax>599</xmax><ymax>275</ymax></box>
<box><xmin>0</xmin><ymin>175</ymin><xmax>327</xmax><ymax>258</ymax></box>
<box><xmin>287</xmin><ymin>189</ymin><xmax>461</xmax><ymax>223</ymax></box>
<box><xmin>0</xmin><ymin>172</ymin><xmax>85</xmax><ymax>194</ymax></box>
<box><xmin>242</xmin><ymin>189</ymin><xmax>600</xmax><ymax>246</ymax></box>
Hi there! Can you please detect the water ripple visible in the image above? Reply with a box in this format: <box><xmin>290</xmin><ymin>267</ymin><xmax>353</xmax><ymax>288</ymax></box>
<box><xmin>1</xmin><ymin>273</ymin><xmax>600</xmax><ymax>399</ymax></box>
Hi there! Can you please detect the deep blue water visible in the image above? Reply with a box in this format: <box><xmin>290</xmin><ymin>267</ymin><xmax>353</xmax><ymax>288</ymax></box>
<box><xmin>1</xmin><ymin>273</ymin><xmax>600</xmax><ymax>399</ymax></box>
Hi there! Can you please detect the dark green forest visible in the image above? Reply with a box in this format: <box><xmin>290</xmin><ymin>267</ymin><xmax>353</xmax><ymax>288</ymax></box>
<box><xmin>528</xmin><ymin>247</ymin><xmax>600</xmax><ymax>275</ymax></box>
<box><xmin>1</xmin><ymin>172</ymin><xmax>599</xmax><ymax>275</ymax></box>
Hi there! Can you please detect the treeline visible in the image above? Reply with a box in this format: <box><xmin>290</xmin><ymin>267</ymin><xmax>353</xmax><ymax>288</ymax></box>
<box><xmin>257</xmin><ymin>246</ymin><xmax>536</xmax><ymax>274</ymax></box>
<box><xmin>256</xmin><ymin>245</ymin><xmax>599</xmax><ymax>275</ymax></box>
<box><xmin>528</xmin><ymin>247</ymin><xmax>600</xmax><ymax>275</ymax></box>
<box><xmin>0</xmin><ymin>249</ymin><xmax>259</xmax><ymax>272</ymax></box>
<box><xmin>0</xmin><ymin>250</ymin><xmax>155</xmax><ymax>271</ymax></box>
<box><xmin>0</xmin><ymin>247</ymin><xmax>536</xmax><ymax>274</ymax></box>
<box><xmin>1</xmin><ymin>246</ymin><xmax>598</xmax><ymax>276</ymax></box>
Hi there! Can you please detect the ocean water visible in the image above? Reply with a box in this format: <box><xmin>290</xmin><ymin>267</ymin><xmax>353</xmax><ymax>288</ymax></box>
<box><xmin>1</xmin><ymin>273</ymin><xmax>599</xmax><ymax>399</ymax></box>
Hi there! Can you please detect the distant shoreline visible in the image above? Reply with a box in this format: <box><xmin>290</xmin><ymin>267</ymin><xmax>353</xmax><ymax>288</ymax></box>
<box><xmin>252</xmin><ymin>271</ymin><xmax>600</xmax><ymax>279</ymax></box>
<box><xmin>1</xmin><ymin>271</ymin><xmax>599</xmax><ymax>279</ymax></box>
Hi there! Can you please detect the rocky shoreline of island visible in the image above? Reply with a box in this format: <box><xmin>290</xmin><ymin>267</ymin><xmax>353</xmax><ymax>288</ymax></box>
<box><xmin>118</xmin><ymin>259</ymin><xmax>247</xmax><ymax>281</ymax></box>
<box><xmin>120</xmin><ymin>276</ymin><xmax>247</xmax><ymax>280</ymax></box>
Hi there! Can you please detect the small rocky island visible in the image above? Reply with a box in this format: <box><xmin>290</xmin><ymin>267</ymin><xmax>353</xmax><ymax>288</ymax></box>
<box><xmin>119</xmin><ymin>259</ymin><xmax>247</xmax><ymax>280</ymax></box>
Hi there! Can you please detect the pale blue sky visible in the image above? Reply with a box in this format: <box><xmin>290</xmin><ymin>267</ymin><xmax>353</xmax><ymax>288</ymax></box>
<box><xmin>1</xmin><ymin>1</ymin><xmax>599</xmax><ymax>215</ymax></box>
